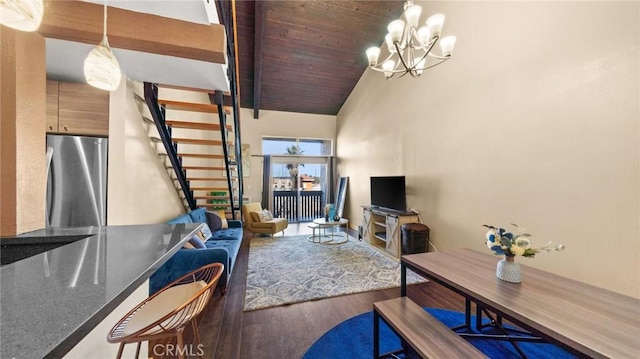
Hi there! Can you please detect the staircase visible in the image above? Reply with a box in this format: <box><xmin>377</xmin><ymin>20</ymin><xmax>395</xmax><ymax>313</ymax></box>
<box><xmin>142</xmin><ymin>83</ymin><xmax>242</xmax><ymax>219</ymax></box>
<box><xmin>138</xmin><ymin>0</ymin><xmax>246</xmax><ymax>219</ymax></box>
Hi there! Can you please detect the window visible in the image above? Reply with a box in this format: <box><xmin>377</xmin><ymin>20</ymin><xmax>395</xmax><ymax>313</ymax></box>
<box><xmin>298</xmin><ymin>138</ymin><xmax>332</xmax><ymax>156</ymax></box>
<box><xmin>262</xmin><ymin>137</ymin><xmax>332</xmax><ymax>156</ymax></box>
<box><xmin>262</xmin><ymin>137</ymin><xmax>298</xmax><ymax>155</ymax></box>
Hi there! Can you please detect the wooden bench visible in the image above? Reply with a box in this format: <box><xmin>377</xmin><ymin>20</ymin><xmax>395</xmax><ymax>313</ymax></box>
<box><xmin>373</xmin><ymin>297</ymin><xmax>487</xmax><ymax>359</ymax></box>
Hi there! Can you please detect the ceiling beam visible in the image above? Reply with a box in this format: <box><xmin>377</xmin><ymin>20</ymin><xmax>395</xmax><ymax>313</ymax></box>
<box><xmin>39</xmin><ymin>0</ymin><xmax>226</xmax><ymax>64</ymax></box>
<box><xmin>253</xmin><ymin>0</ymin><xmax>265</xmax><ymax>120</ymax></box>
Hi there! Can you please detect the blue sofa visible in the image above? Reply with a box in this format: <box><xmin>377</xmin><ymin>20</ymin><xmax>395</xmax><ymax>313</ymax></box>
<box><xmin>150</xmin><ymin>208</ymin><xmax>243</xmax><ymax>295</ymax></box>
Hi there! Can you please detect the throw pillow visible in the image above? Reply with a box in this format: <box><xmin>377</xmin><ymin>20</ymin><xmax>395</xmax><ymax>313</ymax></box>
<box><xmin>216</xmin><ymin>210</ymin><xmax>228</xmax><ymax>228</ymax></box>
<box><xmin>184</xmin><ymin>234</ymin><xmax>206</xmax><ymax>249</ymax></box>
<box><xmin>198</xmin><ymin>224</ymin><xmax>213</xmax><ymax>242</ymax></box>
<box><xmin>256</xmin><ymin>210</ymin><xmax>271</xmax><ymax>222</ymax></box>
<box><xmin>206</xmin><ymin>210</ymin><xmax>223</xmax><ymax>231</ymax></box>
<box><xmin>261</xmin><ymin>209</ymin><xmax>274</xmax><ymax>221</ymax></box>
<box><xmin>250</xmin><ymin>211</ymin><xmax>262</xmax><ymax>222</ymax></box>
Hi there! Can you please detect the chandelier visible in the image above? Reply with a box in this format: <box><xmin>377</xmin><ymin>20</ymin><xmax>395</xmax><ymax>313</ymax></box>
<box><xmin>0</xmin><ymin>0</ymin><xmax>44</xmax><ymax>32</ymax></box>
<box><xmin>84</xmin><ymin>0</ymin><xmax>121</xmax><ymax>91</ymax></box>
<box><xmin>366</xmin><ymin>1</ymin><xmax>456</xmax><ymax>79</ymax></box>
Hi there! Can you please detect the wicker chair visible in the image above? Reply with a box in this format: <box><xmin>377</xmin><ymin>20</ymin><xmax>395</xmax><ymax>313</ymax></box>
<box><xmin>107</xmin><ymin>263</ymin><xmax>224</xmax><ymax>359</ymax></box>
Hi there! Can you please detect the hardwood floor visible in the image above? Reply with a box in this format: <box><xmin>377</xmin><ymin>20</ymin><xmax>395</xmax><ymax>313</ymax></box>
<box><xmin>175</xmin><ymin>226</ymin><xmax>466</xmax><ymax>359</ymax></box>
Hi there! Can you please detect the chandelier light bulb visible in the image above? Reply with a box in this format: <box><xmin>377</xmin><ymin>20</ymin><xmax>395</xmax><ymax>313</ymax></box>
<box><xmin>417</xmin><ymin>26</ymin><xmax>431</xmax><ymax>46</ymax></box>
<box><xmin>416</xmin><ymin>58</ymin><xmax>426</xmax><ymax>76</ymax></box>
<box><xmin>404</xmin><ymin>4</ymin><xmax>422</xmax><ymax>28</ymax></box>
<box><xmin>387</xmin><ymin>19</ymin><xmax>405</xmax><ymax>43</ymax></box>
<box><xmin>439</xmin><ymin>35</ymin><xmax>457</xmax><ymax>57</ymax></box>
<box><xmin>0</xmin><ymin>0</ymin><xmax>43</xmax><ymax>31</ymax></box>
<box><xmin>382</xmin><ymin>60</ymin><xmax>395</xmax><ymax>78</ymax></box>
<box><xmin>366</xmin><ymin>47</ymin><xmax>380</xmax><ymax>66</ymax></box>
<box><xmin>384</xmin><ymin>34</ymin><xmax>396</xmax><ymax>53</ymax></box>
<box><xmin>426</xmin><ymin>14</ymin><xmax>445</xmax><ymax>39</ymax></box>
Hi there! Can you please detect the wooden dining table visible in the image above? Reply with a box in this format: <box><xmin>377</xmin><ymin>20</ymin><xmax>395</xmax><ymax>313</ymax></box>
<box><xmin>400</xmin><ymin>248</ymin><xmax>640</xmax><ymax>359</ymax></box>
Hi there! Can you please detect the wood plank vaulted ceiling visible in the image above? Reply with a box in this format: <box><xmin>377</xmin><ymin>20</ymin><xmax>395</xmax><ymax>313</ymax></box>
<box><xmin>235</xmin><ymin>0</ymin><xmax>403</xmax><ymax>118</ymax></box>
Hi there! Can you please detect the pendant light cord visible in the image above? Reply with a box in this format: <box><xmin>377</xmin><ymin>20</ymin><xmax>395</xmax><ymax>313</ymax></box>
<box><xmin>103</xmin><ymin>0</ymin><xmax>108</xmax><ymax>44</ymax></box>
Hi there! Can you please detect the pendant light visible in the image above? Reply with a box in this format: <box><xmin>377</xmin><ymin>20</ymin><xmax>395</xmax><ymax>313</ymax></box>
<box><xmin>84</xmin><ymin>0</ymin><xmax>121</xmax><ymax>91</ymax></box>
<box><xmin>0</xmin><ymin>0</ymin><xmax>44</xmax><ymax>32</ymax></box>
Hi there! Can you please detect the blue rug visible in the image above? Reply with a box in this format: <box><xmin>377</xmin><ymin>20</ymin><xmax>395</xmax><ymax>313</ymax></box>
<box><xmin>302</xmin><ymin>308</ymin><xmax>576</xmax><ymax>359</ymax></box>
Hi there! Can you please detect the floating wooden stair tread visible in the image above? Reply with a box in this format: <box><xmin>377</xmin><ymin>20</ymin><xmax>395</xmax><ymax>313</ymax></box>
<box><xmin>191</xmin><ymin>187</ymin><xmax>234</xmax><ymax>191</ymax></box>
<box><xmin>187</xmin><ymin>177</ymin><xmax>237</xmax><ymax>181</ymax></box>
<box><xmin>194</xmin><ymin>195</ymin><xmax>241</xmax><ymax>200</ymax></box>
<box><xmin>181</xmin><ymin>165</ymin><xmax>230</xmax><ymax>171</ymax></box>
<box><xmin>158</xmin><ymin>99</ymin><xmax>231</xmax><ymax>115</ymax></box>
<box><xmin>165</xmin><ymin>120</ymin><xmax>232</xmax><ymax>131</ymax></box>
<box><xmin>198</xmin><ymin>202</ymin><xmax>236</xmax><ymax>207</ymax></box>
<box><xmin>199</xmin><ymin>203</ymin><xmax>233</xmax><ymax>209</ymax></box>
<box><xmin>156</xmin><ymin>83</ymin><xmax>231</xmax><ymax>97</ymax></box>
<box><xmin>178</xmin><ymin>153</ymin><xmax>226</xmax><ymax>159</ymax></box>
<box><xmin>172</xmin><ymin>138</ymin><xmax>231</xmax><ymax>146</ymax></box>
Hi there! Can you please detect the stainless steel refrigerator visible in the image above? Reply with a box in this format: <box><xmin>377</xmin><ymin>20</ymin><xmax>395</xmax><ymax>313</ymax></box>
<box><xmin>46</xmin><ymin>135</ymin><xmax>108</xmax><ymax>227</ymax></box>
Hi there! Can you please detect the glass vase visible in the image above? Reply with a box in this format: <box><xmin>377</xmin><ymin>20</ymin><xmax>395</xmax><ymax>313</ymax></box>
<box><xmin>496</xmin><ymin>255</ymin><xmax>522</xmax><ymax>283</ymax></box>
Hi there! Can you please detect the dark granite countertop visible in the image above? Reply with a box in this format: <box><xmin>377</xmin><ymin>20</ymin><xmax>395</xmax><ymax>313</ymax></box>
<box><xmin>0</xmin><ymin>223</ymin><xmax>203</xmax><ymax>359</ymax></box>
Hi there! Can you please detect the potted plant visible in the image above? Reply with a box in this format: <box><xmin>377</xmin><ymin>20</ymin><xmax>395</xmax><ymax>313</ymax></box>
<box><xmin>484</xmin><ymin>224</ymin><xmax>565</xmax><ymax>283</ymax></box>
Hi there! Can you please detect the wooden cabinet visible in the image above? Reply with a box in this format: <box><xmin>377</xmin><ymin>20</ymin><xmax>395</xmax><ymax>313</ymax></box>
<box><xmin>46</xmin><ymin>80</ymin><xmax>110</xmax><ymax>136</ymax></box>
<box><xmin>46</xmin><ymin>80</ymin><xmax>59</xmax><ymax>132</ymax></box>
<box><xmin>363</xmin><ymin>206</ymin><xmax>419</xmax><ymax>260</ymax></box>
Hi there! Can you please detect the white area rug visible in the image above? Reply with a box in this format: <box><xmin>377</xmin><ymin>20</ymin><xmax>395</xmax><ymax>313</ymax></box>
<box><xmin>244</xmin><ymin>235</ymin><xmax>426</xmax><ymax>311</ymax></box>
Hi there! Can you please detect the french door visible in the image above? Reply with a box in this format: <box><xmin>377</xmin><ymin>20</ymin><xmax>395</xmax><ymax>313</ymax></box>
<box><xmin>270</xmin><ymin>156</ymin><xmax>329</xmax><ymax>223</ymax></box>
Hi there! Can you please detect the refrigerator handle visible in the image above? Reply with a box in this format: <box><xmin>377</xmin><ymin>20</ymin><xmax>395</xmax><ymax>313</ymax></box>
<box><xmin>46</xmin><ymin>147</ymin><xmax>54</xmax><ymax>227</ymax></box>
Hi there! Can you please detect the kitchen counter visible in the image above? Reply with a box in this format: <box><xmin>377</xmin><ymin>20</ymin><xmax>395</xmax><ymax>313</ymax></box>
<box><xmin>0</xmin><ymin>223</ymin><xmax>203</xmax><ymax>359</ymax></box>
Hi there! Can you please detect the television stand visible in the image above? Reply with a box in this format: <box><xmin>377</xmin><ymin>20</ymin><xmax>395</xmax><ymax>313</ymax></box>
<box><xmin>362</xmin><ymin>206</ymin><xmax>419</xmax><ymax>260</ymax></box>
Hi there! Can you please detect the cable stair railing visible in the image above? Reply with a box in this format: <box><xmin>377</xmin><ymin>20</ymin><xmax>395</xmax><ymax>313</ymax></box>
<box><xmin>143</xmin><ymin>82</ymin><xmax>241</xmax><ymax>218</ymax></box>
<box><xmin>215</xmin><ymin>0</ymin><xmax>245</xmax><ymax>219</ymax></box>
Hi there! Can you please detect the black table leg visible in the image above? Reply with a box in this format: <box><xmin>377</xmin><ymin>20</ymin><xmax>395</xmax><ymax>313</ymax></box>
<box><xmin>373</xmin><ymin>309</ymin><xmax>380</xmax><ymax>359</ymax></box>
<box><xmin>401</xmin><ymin>262</ymin><xmax>407</xmax><ymax>297</ymax></box>
<box><xmin>465</xmin><ymin>298</ymin><xmax>472</xmax><ymax>330</ymax></box>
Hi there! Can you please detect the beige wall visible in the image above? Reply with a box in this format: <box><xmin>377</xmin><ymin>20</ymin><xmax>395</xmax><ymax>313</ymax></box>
<box><xmin>0</xmin><ymin>27</ymin><xmax>46</xmax><ymax>235</ymax></box>
<box><xmin>337</xmin><ymin>1</ymin><xmax>639</xmax><ymax>297</ymax></box>
<box><xmin>239</xmin><ymin>108</ymin><xmax>337</xmax><ymax>205</ymax></box>
<box><xmin>107</xmin><ymin>79</ymin><xmax>185</xmax><ymax>224</ymax></box>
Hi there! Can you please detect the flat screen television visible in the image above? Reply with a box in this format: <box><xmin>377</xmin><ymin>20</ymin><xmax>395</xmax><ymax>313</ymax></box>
<box><xmin>370</xmin><ymin>176</ymin><xmax>406</xmax><ymax>212</ymax></box>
